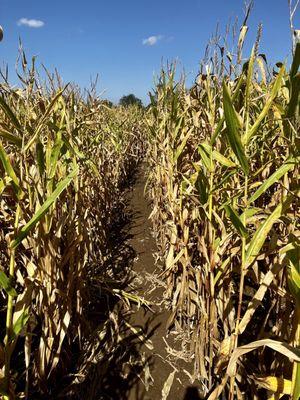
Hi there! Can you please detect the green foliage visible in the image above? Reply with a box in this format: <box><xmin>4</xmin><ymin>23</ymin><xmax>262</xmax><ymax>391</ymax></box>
<box><xmin>119</xmin><ymin>93</ymin><xmax>143</xmax><ymax>108</ymax></box>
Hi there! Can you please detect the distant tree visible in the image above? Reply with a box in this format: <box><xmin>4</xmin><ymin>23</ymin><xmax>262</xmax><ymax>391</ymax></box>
<box><xmin>119</xmin><ymin>94</ymin><xmax>143</xmax><ymax>108</ymax></box>
<box><xmin>100</xmin><ymin>99</ymin><xmax>113</xmax><ymax>108</ymax></box>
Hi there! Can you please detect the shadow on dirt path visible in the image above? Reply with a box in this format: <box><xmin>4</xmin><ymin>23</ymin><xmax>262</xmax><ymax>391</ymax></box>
<box><xmin>121</xmin><ymin>166</ymin><xmax>201</xmax><ymax>400</ymax></box>
<box><xmin>60</xmin><ymin>165</ymin><xmax>203</xmax><ymax>400</ymax></box>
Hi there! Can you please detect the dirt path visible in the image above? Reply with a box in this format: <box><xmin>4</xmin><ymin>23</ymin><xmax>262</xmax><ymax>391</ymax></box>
<box><xmin>124</xmin><ymin>166</ymin><xmax>200</xmax><ymax>400</ymax></box>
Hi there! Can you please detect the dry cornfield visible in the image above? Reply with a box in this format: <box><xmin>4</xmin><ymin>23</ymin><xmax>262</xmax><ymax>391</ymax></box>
<box><xmin>0</xmin><ymin>12</ymin><xmax>299</xmax><ymax>400</ymax></box>
<box><xmin>0</xmin><ymin>52</ymin><xmax>146</xmax><ymax>398</ymax></box>
<box><xmin>147</xmin><ymin>24</ymin><xmax>300</xmax><ymax>400</ymax></box>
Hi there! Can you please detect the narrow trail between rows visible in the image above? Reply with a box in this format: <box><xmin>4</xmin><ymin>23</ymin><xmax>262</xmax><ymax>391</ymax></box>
<box><xmin>123</xmin><ymin>165</ymin><xmax>200</xmax><ymax>400</ymax></box>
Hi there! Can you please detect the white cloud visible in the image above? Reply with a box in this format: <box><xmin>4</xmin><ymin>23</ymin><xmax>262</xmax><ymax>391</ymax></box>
<box><xmin>142</xmin><ymin>35</ymin><xmax>163</xmax><ymax>46</ymax></box>
<box><xmin>17</xmin><ymin>18</ymin><xmax>45</xmax><ymax>28</ymax></box>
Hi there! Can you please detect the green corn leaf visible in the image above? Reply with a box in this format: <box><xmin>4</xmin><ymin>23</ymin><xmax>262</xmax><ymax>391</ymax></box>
<box><xmin>292</xmin><ymin>364</ymin><xmax>300</xmax><ymax>400</ymax></box>
<box><xmin>214</xmin><ymin>255</ymin><xmax>232</xmax><ymax>285</ymax></box>
<box><xmin>0</xmin><ymin>178</ymin><xmax>5</xmax><ymax>194</ymax></box>
<box><xmin>244</xmin><ymin>65</ymin><xmax>285</xmax><ymax>144</ymax></box>
<box><xmin>211</xmin><ymin>73</ymin><xmax>244</xmax><ymax>145</ymax></box>
<box><xmin>245</xmin><ymin>47</ymin><xmax>255</xmax><ymax>111</ymax></box>
<box><xmin>288</xmin><ymin>265</ymin><xmax>300</xmax><ymax>300</ymax></box>
<box><xmin>49</xmin><ymin>132</ymin><xmax>63</xmax><ymax>179</ymax></box>
<box><xmin>24</xmin><ymin>87</ymin><xmax>67</xmax><ymax>152</ymax></box>
<box><xmin>286</xmin><ymin>241</ymin><xmax>300</xmax><ymax>303</ymax></box>
<box><xmin>0</xmin><ymin>141</ymin><xmax>22</xmax><ymax>197</ymax></box>
<box><xmin>222</xmin><ymin>81</ymin><xmax>249</xmax><ymax>175</ymax></box>
<box><xmin>0</xmin><ymin>96</ymin><xmax>22</xmax><ymax>132</ymax></box>
<box><xmin>12</xmin><ymin>308</ymin><xmax>30</xmax><ymax>338</ymax></box>
<box><xmin>200</xmin><ymin>142</ymin><xmax>236</xmax><ymax>168</ymax></box>
<box><xmin>198</xmin><ymin>143</ymin><xmax>213</xmax><ymax>172</ymax></box>
<box><xmin>36</xmin><ymin>140</ymin><xmax>45</xmax><ymax>176</ymax></box>
<box><xmin>212</xmin><ymin>169</ymin><xmax>237</xmax><ymax>193</ymax></box>
<box><xmin>173</xmin><ymin>128</ymin><xmax>193</xmax><ymax>162</ymax></box>
<box><xmin>287</xmin><ymin>236</ymin><xmax>300</xmax><ymax>400</ymax></box>
<box><xmin>249</xmin><ymin>157</ymin><xmax>297</xmax><ymax>203</ymax></box>
<box><xmin>290</xmin><ymin>42</ymin><xmax>300</xmax><ymax>79</ymax></box>
<box><xmin>212</xmin><ymin>149</ymin><xmax>236</xmax><ymax>168</ymax></box>
<box><xmin>240</xmin><ymin>207</ymin><xmax>261</xmax><ymax>220</ymax></box>
<box><xmin>0</xmin><ymin>129</ymin><xmax>22</xmax><ymax>147</ymax></box>
<box><xmin>286</xmin><ymin>73</ymin><xmax>300</xmax><ymax>118</ymax></box>
<box><xmin>38</xmin><ymin>87</ymin><xmax>67</xmax><ymax>127</ymax></box>
<box><xmin>195</xmin><ymin>169</ymin><xmax>209</xmax><ymax>205</ymax></box>
<box><xmin>11</xmin><ymin>166</ymin><xmax>78</xmax><ymax>249</ymax></box>
<box><xmin>245</xmin><ymin>197</ymin><xmax>290</xmax><ymax>267</ymax></box>
<box><xmin>173</xmin><ymin>115</ymin><xmax>185</xmax><ymax>145</ymax></box>
<box><xmin>287</xmin><ymin>240</ymin><xmax>300</xmax><ymax>271</ymax></box>
<box><xmin>0</xmin><ymin>271</ymin><xmax>17</xmax><ymax>297</ymax></box>
<box><xmin>86</xmin><ymin>159</ymin><xmax>101</xmax><ymax>177</ymax></box>
<box><xmin>224</xmin><ymin>205</ymin><xmax>248</xmax><ymax>238</ymax></box>
<box><xmin>61</xmin><ymin>134</ymin><xmax>85</xmax><ymax>159</ymax></box>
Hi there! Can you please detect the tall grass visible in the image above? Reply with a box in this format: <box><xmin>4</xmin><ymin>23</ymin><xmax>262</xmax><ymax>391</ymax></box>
<box><xmin>147</xmin><ymin>24</ymin><xmax>300</xmax><ymax>398</ymax></box>
<box><xmin>0</xmin><ymin>54</ymin><xmax>145</xmax><ymax>398</ymax></box>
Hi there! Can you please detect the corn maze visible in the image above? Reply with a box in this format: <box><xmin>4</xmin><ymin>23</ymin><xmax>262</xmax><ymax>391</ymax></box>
<box><xmin>0</xmin><ymin>15</ymin><xmax>299</xmax><ymax>400</ymax></box>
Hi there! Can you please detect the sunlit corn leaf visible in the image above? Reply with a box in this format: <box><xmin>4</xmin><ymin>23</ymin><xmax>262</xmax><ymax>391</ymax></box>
<box><xmin>49</xmin><ymin>132</ymin><xmax>63</xmax><ymax>179</ymax></box>
<box><xmin>0</xmin><ymin>271</ymin><xmax>17</xmax><ymax>297</ymax></box>
<box><xmin>287</xmin><ymin>240</ymin><xmax>300</xmax><ymax>305</ymax></box>
<box><xmin>227</xmin><ymin>339</ymin><xmax>300</xmax><ymax>377</ymax></box>
<box><xmin>257</xmin><ymin>55</ymin><xmax>267</xmax><ymax>85</ymax></box>
<box><xmin>222</xmin><ymin>81</ymin><xmax>249</xmax><ymax>175</ymax></box>
<box><xmin>286</xmin><ymin>73</ymin><xmax>300</xmax><ymax>118</ymax></box>
<box><xmin>245</xmin><ymin>197</ymin><xmax>290</xmax><ymax>267</ymax></box>
<box><xmin>0</xmin><ymin>96</ymin><xmax>22</xmax><ymax>132</ymax></box>
<box><xmin>0</xmin><ymin>140</ymin><xmax>22</xmax><ymax>198</ymax></box>
<box><xmin>290</xmin><ymin>42</ymin><xmax>300</xmax><ymax>79</ymax></box>
<box><xmin>240</xmin><ymin>207</ymin><xmax>261</xmax><ymax>220</ymax></box>
<box><xmin>211</xmin><ymin>73</ymin><xmax>244</xmax><ymax>144</ymax></box>
<box><xmin>212</xmin><ymin>150</ymin><xmax>236</xmax><ymax>168</ymax></box>
<box><xmin>224</xmin><ymin>204</ymin><xmax>248</xmax><ymax>238</ymax></box>
<box><xmin>237</xmin><ymin>25</ymin><xmax>248</xmax><ymax>64</ymax></box>
<box><xmin>252</xmin><ymin>375</ymin><xmax>292</xmax><ymax>395</ymax></box>
<box><xmin>173</xmin><ymin>128</ymin><xmax>193</xmax><ymax>162</ymax></box>
<box><xmin>292</xmin><ymin>363</ymin><xmax>300</xmax><ymax>400</ymax></box>
<box><xmin>198</xmin><ymin>143</ymin><xmax>213</xmax><ymax>172</ymax></box>
<box><xmin>12</xmin><ymin>308</ymin><xmax>30</xmax><ymax>339</ymax></box>
<box><xmin>24</xmin><ymin>87</ymin><xmax>67</xmax><ymax>152</ymax></box>
<box><xmin>0</xmin><ymin>178</ymin><xmax>5</xmax><ymax>194</ymax></box>
<box><xmin>11</xmin><ymin>166</ymin><xmax>78</xmax><ymax>248</ymax></box>
<box><xmin>244</xmin><ymin>65</ymin><xmax>285</xmax><ymax>144</ymax></box>
<box><xmin>288</xmin><ymin>265</ymin><xmax>300</xmax><ymax>300</ymax></box>
<box><xmin>245</xmin><ymin>47</ymin><xmax>255</xmax><ymax>112</ymax></box>
<box><xmin>199</xmin><ymin>142</ymin><xmax>236</xmax><ymax>167</ymax></box>
<box><xmin>239</xmin><ymin>263</ymin><xmax>283</xmax><ymax>334</ymax></box>
<box><xmin>249</xmin><ymin>157</ymin><xmax>297</xmax><ymax>203</ymax></box>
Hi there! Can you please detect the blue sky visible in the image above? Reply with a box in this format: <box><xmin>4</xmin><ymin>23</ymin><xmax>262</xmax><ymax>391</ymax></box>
<box><xmin>0</xmin><ymin>1</ymin><xmax>299</xmax><ymax>103</ymax></box>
